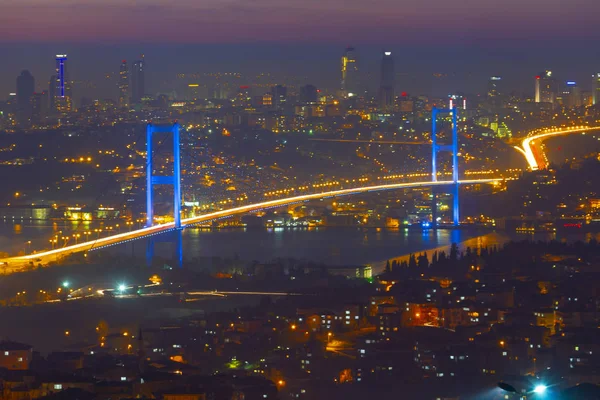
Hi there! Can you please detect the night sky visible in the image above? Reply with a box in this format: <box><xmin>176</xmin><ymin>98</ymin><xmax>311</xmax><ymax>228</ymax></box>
<box><xmin>2</xmin><ymin>0</ymin><xmax>597</xmax><ymax>43</ymax></box>
<box><xmin>1</xmin><ymin>0</ymin><xmax>599</xmax><ymax>98</ymax></box>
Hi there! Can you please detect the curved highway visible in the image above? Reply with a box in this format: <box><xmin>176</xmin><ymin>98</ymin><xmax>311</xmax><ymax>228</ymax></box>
<box><xmin>515</xmin><ymin>126</ymin><xmax>600</xmax><ymax>170</ymax></box>
<box><xmin>0</xmin><ymin>178</ymin><xmax>500</xmax><ymax>273</ymax></box>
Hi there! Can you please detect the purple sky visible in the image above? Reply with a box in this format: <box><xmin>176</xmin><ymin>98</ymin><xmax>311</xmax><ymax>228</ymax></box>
<box><xmin>1</xmin><ymin>0</ymin><xmax>598</xmax><ymax>44</ymax></box>
<box><xmin>1</xmin><ymin>1</ymin><xmax>599</xmax><ymax>99</ymax></box>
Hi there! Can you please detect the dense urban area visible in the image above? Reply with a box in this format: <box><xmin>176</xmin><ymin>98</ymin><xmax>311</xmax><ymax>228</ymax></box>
<box><xmin>0</xmin><ymin>40</ymin><xmax>600</xmax><ymax>400</ymax></box>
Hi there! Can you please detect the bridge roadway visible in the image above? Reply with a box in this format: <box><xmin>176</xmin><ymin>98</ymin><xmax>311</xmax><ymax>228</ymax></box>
<box><xmin>308</xmin><ymin>138</ymin><xmax>430</xmax><ymax>145</ymax></box>
<box><xmin>514</xmin><ymin>126</ymin><xmax>600</xmax><ymax>170</ymax></box>
<box><xmin>1</xmin><ymin>178</ymin><xmax>500</xmax><ymax>273</ymax></box>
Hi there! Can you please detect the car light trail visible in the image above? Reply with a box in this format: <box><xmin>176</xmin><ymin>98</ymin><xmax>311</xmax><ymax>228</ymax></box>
<box><xmin>1</xmin><ymin>178</ymin><xmax>500</xmax><ymax>270</ymax></box>
<box><xmin>516</xmin><ymin>126</ymin><xmax>600</xmax><ymax>170</ymax></box>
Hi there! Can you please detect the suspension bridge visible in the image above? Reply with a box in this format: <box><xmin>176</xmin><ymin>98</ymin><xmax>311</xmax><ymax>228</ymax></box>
<box><xmin>0</xmin><ymin>107</ymin><xmax>504</xmax><ymax>272</ymax></box>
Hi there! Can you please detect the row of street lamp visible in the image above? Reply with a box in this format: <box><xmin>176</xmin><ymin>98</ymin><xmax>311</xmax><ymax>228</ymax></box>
<box><xmin>38</xmin><ymin>221</ymin><xmax>140</xmax><ymax>253</ymax></box>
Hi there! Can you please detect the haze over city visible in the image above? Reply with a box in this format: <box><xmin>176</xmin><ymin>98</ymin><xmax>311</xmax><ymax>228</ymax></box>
<box><xmin>2</xmin><ymin>0</ymin><xmax>600</xmax><ymax>98</ymax></box>
<box><xmin>1</xmin><ymin>0</ymin><xmax>600</xmax><ymax>399</ymax></box>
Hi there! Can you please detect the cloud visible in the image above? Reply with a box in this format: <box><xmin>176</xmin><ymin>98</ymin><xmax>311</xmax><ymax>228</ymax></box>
<box><xmin>0</xmin><ymin>0</ymin><xmax>598</xmax><ymax>43</ymax></box>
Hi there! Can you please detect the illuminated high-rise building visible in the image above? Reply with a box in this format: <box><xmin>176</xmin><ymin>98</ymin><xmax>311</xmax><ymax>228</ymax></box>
<box><xmin>487</xmin><ymin>76</ymin><xmax>502</xmax><ymax>98</ymax></box>
<box><xmin>16</xmin><ymin>70</ymin><xmax>35</xmax><ymax>126</ymax></box>
<box><xmin>53</xmin><ymin>54</ymin><xmax>72</xmax><ymax>113</ymax></box>
<box><xmin>564</xmin><ymin>81</ymin><xmax>582</xmax><ymax>108</ymax></box>
<box><xmin>187</xmin><ymin>84</ymin><xmax>200</xmax><ymax>101</ymax></box>
<box><xmin>131</xmin><ymin>56</ymin><xmax>145</xmax><ymax>104</ymax></box>
<box><xmin>262</xmin><ymin>93</ymin><xmax>273</xmax><ymax>106</ymax></box>
<box><xmin>118</xmin><ymin>60</ymin><xmax>129</xmax><ymax>108</ymax></box>
<box><xmin>379</xmin><ymin>51</ymin><xmax>394</xmax><ymax>112</ymax></box>
<box><xmin>592</xmin><ymin>73</ymin><xmax>600</xmax><ymax>105</ymax></box>
<box><xmin>341</xmin><ymin>46</ymin><xmax>359</xmax><ymax>96</ymax></box>
<box><xmin>271</xmin><ymin>85</ymin><xmax>287</xmax><ymax>109</ymax></box>
<box><xmin>534</xmin><ymin>70</ymin><xmax>556</xmax><ymax>105</ymax></box>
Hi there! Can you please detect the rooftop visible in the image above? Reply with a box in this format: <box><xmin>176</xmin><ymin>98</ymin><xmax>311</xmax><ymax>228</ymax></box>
<box><xmin>0</xmin><ymin>341</ymin><xmax>33</xmax><ymax>351</ymax></box>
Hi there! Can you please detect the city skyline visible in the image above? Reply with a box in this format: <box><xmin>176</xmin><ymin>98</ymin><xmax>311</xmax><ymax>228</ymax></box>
<box><xmin>2</xmin><ymin>2</ymin><xmax>600</xmax><ymax>400</ymax></box>
<box><xmin>2</xmin><ymin>43</ymin><xmax>600</xmax><ymax>102</ymax></box>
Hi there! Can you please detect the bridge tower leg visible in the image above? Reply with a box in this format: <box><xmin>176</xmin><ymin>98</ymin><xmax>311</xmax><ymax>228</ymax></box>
<box><xmin>145</xmin><ymin>123</ymin><xmax>183</xmax><ymax>267</ymax></box>
<box><xmin>451</xmin><ymin>109</ymin><xmax>459</xmax><ymax>227</ymax></box>
<box><xmin>431</xmin><ymin>107</ymin><xmax>460</xmax><ymax>227</ymax></box>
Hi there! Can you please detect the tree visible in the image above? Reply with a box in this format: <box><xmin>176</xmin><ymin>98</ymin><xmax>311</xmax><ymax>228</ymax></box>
<box><xmin>438</xmin><ymin>251</ymin><xmax>447</xmax><ymax>263</ymax></box>
<box><xmin>465</xmin><ymin>246</ymin><xmax>472</xmax><ymax>258</ymax></box>
<box><xmin>418</xmin><ymin>253</ymin><xmax>429</xmax><ymax>269</ymax></box>
<box><xmin>385</xmin><ymin>260</ymin><xmax>392</xmax><ymax>274</ymax></box>
<box><xmin>450</xmin><ymin>243</ymin><xmax>459</xmax><ymax>262</ymax></box>
<box><xmin>409</xmin><ymin>254</ymin><xmax>417</xmax><ymax>269</ymax></box>
<box><xmin>431</xmin><ymin>251</ymin><xmax>439</xmax><ymax>266</ymax></box>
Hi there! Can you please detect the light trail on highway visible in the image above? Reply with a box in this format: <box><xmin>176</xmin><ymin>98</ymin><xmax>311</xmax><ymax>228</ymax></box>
<box><xmin>515</xmin><ymin>126</ymin><xmax>600</xmax><ymax>170</ymax></box>
<box><xmin>0</xmin><ymin>178</ymin><xmax>500</xmax><ymax>271</ymax></box>
<box><xmin>308</xmin><ymin>138</ymin><xmax>430</xmax><ymax>145</ymax></box>
<box><xmin>44</xmin><ymin>290</ymin><xmax>302</xmax><ymax>305</ymax></box>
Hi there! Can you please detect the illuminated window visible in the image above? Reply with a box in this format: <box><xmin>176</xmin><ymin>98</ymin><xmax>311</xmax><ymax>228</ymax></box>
<box><xmin>54</xmin><ymin>384</ymin><xmax>62</xmax><ymax>390</ymax></box>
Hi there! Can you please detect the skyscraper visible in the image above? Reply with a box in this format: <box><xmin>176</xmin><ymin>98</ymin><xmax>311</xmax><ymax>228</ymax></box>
<box><xmin>487</xmin><ymin>76</ymin><xmax>502</xmax><ymax>98</ymax></box>
<box><xmin>131</xmin><ymin>56</ymin><xmax>145</xmax><ymax>104</ymax></box>
<box><xmin>31</xmin><ymin>91</ymin><xmax>48</xmax><ymax>125</ymax></box>
<box><xmin>118</xmin><ymin>60</ymin><xmax>129</xmax><ymax>108</ymax></box>
<box><xmin>534</xmin><ymin>70</ymin><xmax>556</xmax><ymax>105</ymax></box>
<box><xmin>54</xmin><ymin>54</ymin><xmax>72</xmax><ymax>113</ymax></box>
<box><xmin>592</xmin><ymin>73</ymin><xmax>600</xmax><ymax>105</ymax></box>
<box><xmin>564</xmin><ymin>81</ymin><xmax>582</xmax><ymax>108</ymax></box>
<box><xmin>299</xmin><ymin>84</ymin><xmax>318</xmax><ymax>104</ymax></box>
<box><xmin>271</xmin><ymin>85</ymin><xmax>287</xmax><ymax>110</ymax></box>
<box><xmin>16</xmin><ymin>70</ymin><xmax>35</xmax><ymax>126</ymax></box>
<box><xmin>379</xmin><ymin>51</ymin><xmax>394</xmax><ymax>112</ymax></box>
<box><xmin>341</xmin><ymin>46</ymin><xmax>359</xmax><ymax>96</ymax></box>
<box><xmin>48</xmin><ymin>75</ymin><xmax>56</xmax><ymax>112</ymax></box>
<box><xmin>187</xmin><ymin>84</ymin><xmax>200</xmax><ymax>101</ymax></box>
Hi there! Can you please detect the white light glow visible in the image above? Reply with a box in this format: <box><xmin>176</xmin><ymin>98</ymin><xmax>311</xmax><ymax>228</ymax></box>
<box><xmin>533</xmin><ymin>384</ymin><xmax>547</xmax><ymax>394</ymax></box>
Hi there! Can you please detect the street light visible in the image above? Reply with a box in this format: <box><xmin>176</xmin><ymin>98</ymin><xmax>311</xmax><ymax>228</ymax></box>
<box><xmin>498</xmin><ymin>381</ymin><xmax>548</xmax><ymax>397</ymax></box>
<box><xmin>533</xmin><ymin>385</ymin><xmax>547</xmax><ymax>394</ymax></box>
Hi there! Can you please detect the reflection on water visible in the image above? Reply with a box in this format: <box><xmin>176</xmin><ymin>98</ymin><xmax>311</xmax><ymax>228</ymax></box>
<box><xmin>0</xmin><ymin>221</ymin><xmax>598</xmax><ymax>274</ymax></box>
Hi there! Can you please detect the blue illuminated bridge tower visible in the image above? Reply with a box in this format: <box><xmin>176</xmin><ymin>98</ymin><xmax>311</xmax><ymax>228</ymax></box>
<box><xmin>146</xmin><ymin>123</ymin><xmax>183</xmax><ymax>267</ymax></box>
<box><xmin>431</xmin><ymin>107</ymin><xmax>460</xmax><ymax>227</ymax></box>
<box><xmin>143</xmin><ymin>111</ymin><xmax>460</xmax><ymax>266</ymax></box>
